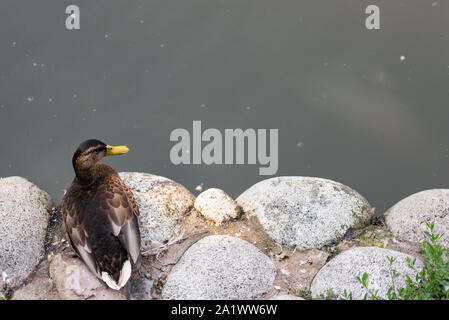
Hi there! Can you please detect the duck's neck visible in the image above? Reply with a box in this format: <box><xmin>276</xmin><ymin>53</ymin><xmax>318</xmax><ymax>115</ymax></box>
<box><xmin>74</xmin><ymin>164</ymin><xmax>97</xmax><ymax>185</ymax></box>
<box><xmin>74</xmin><ymin>163</ymin><xmax>116</xmax><ymax>185</ymax></box>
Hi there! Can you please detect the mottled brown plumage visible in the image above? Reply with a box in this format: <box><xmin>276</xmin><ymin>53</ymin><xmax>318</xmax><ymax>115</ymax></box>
<box><xmin>61</xmin><ymin>139</ymin><xmax>141</xmax><ymax>290</ymax></box>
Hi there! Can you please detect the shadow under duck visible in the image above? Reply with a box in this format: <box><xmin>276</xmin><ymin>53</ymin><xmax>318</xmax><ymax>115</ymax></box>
<box><xmin>62</xmin><ymin>139</ymin><xmax>141</xmax><ymax>290</ymax></box>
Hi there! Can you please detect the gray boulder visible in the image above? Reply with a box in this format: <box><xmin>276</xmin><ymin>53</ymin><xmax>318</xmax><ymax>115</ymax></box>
<box><xmin>0</xmin><ymin>177</ymin><xmax>54</xmax><ymax>295</ymax></box>
<box><xmin>311</xmin><ymin>247</ymin><xmax>423</xmax><ymax>300</ymax></box>
<box><xmin>236</xmin><ymin>177</ymin><xmax>373</xmax><ymax>249</ymax></box>
<box><xmin>119</xmin><ymin>172</ymin><xmax>195</xmax><ymax>251</ymax></box>
<box><xmin>385</xmin><ymin>189</ymin><xmax>449</xmax><ymax>248</ymax></box>
<box><xmin>194</xmin><ymin>188</ymin><xmax>241</xmax><ymax>225</ymax></box>
<box><xmin>162</xmin><ymin>235</ymin><xmax>276</xmax><ymax>300</ymax></box>
<box><xmin>49</xmin><ymin>253</ymin><xmax>126</xmax><ymax>300</ymax></box>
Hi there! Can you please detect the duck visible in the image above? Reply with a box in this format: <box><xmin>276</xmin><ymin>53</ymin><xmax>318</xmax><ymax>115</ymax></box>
<box><xmin>61</xmin><ymin>139</ymin><xmax>141</xmax><ymax>290</ymax></box>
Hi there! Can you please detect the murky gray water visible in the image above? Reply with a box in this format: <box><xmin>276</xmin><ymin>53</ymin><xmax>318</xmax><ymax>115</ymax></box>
<box><xmin>1</xmin><ymin>1</ymin><xmax>448</xmax><ymax>215</ymax></box>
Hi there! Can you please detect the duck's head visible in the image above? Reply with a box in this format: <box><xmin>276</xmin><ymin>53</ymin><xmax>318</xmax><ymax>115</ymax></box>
<box><xmin>72</xmin><ymin>139</ymin><xmax>129</xmax><ymax>179</ymax></box>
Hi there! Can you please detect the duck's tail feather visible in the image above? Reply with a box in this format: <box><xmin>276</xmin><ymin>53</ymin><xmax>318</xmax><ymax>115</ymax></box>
<box><xmin>101</xmin><ymin>260</ymin><xmax>132</xmax><ymax>290</ymax></box>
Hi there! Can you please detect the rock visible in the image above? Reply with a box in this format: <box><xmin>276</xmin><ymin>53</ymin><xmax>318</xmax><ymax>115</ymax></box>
<box><xmin>49</xmin><ymin>253</ymin><xmax>126</xmax><ymax>300</ymax></box>
<box><xmin>385</xmin><ymin>189</ymin><xmax>449</xmax><ymax>248</ymax></box>
<box><xmin>129</xmin><ymin>273</ymin><xmax>153</xmax><ymax>300</ymax></box>
<box><xmin>119</xmin><ymin>172</ymin><xmax>195</xmax><ymax>250</ymax></box>
<box><xmin>0</xmin><ymin>176</ymin><xmax>54</xmax><ymax>295</ymax></box>
<box><xmin>11</xmin><ymin>279</ymin><xmax>57</xmax><ymax>300</ymax></box>
<box><xmin>310</xmin><ymin>247</ymin><xmax>423</xmax><ymax>300</ymax></box>
<box><xmin>267</xmin><ymin>249</ymin><xmax>329</xmax><ymax>298</ymax></box>
<box><xmin>236</xmin><ymin>177</ymin><xmax>373</xmax><ymax>249</ymax></box>
<box><xmin>194</xmin><ymin>188</ymin><xmax>241</xmax><ymax>225</ymax></box>
<box><xmin>269</xmin><ymin>294</ymin><xmax>304</xmax><ymax>300</ymax></box>
<box><xmin>385</xmin><ymin>238</ymin><xmax>424</xmax><ymax>260</ymax></box>
<box><xmin>10</xmin><ymin>260</ymin><xmax>59</xmax><ymax>300</ymax></box>
<box><xmin>162</xmin><ymin>235</ymin><xmax>276</xmax><ymax>300</ymax></box>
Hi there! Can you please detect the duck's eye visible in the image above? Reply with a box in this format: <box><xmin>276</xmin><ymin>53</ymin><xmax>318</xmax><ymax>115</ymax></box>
<box><xmin>87</xmin><ymin>147</ymin><xmax>104</xmax><ymax>155</ymax></box>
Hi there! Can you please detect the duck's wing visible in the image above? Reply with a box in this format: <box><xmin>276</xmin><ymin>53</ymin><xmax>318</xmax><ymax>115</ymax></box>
<box><xmin>120</xmin><ymin>180</ymin><xmax>140</xmax><ymax>223</ymax></box>
<box><xmin>62</xmin><ymin>191</ymin><xmax>101</xmax><ymax>277</ymax></box>
<box><xmin>102</xmin><ymin>175</ymin><xmax>141</xmax><ymax>265</ymax></box>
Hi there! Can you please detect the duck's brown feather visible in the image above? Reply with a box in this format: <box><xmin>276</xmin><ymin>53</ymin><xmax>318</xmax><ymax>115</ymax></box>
<box><xmin>62</xmin><ymin>164</ymin><xmax>141</xmax><ymax>281</ymax></box>
<box><xmin>119</xmin><ymin>180</ymin><xmax>140</xmax><ymax>222</ymax></box>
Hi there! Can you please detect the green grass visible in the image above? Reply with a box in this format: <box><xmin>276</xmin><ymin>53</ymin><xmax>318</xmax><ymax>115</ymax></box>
<box><xmin>322</xmin><ymin>222</ymin><xmax>449</xmax><ymax>300</ymax></box>
<box><xmin>349</xmin><ymin>222</ymin><xmax>449</xmax><ymax>300</ymax></box>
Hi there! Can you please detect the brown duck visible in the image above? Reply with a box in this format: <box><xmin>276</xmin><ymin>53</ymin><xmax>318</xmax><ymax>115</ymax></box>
<box><xmin>62</xmin><ymin>139</ymin><xmax>141</xmax><ymax>290</ymax></box>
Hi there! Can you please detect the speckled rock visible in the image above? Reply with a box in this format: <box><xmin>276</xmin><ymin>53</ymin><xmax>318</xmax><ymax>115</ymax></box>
<box><xmin>385</xmin><ymin>189</ymin><xmax>449</xmax><ymax>248</ymax></box>
<box><xmin>49</xmin><ymin>253</ymin><xmax>126</xmax><ymax>300</ymax></box>
<box><xmin>269</xmin><ymin>294</ymin><xmax>304</xmax><ymax>300</ymax></box>
<box><xmin>0</xmin><ymin>176</ymin><xmax>54</xmax><ymax>295</ymax></box>
<box><xmin>10</xmin><ymin>260</ymin><xmax>60</xmax><ymax>300</ymax></box>
<box><xmin>236</xmin><ymin>177</ymin><xmax>373</xmax><ymax>249</ymax></box>
<box><xmin>311</xmin><ymin>247</ymin><xmax>423</xmax><ymax>300</ymax></box>
<box><xmin>119</xmin><ymin>172</ymin><xmax>195</xmax><ymax>250</ymax></box>
<box><xmin>129</xmin><ymin>273</ymin><xmax>153</xmax><ymax>300</ymax></box>
<box><xmin>194</xmin><ymin>188</ymin><xmax>241</xmax><ymax>225</ymax></box>
<box><xmin>162</xmin><ymin>235</ymin><xmax>276</xmax><ymax>300</ymax></box>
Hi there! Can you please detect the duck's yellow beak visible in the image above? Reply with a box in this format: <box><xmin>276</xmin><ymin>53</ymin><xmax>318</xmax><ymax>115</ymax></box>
<box><xmin>106</xmin><ymin>145</ymin><xmax>129</xmax><ymax>156</ymax></box>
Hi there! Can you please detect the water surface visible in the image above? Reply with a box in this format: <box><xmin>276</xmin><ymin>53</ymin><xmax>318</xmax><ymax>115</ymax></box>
<box><xmin>1</xmin><ymin>1</ymin><xmax>448</xmax><ymax>215</ymax></box>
